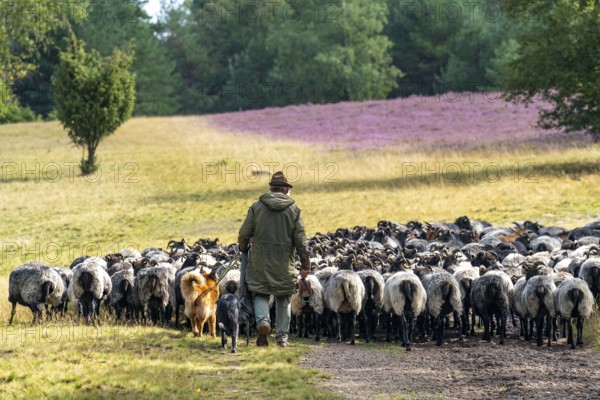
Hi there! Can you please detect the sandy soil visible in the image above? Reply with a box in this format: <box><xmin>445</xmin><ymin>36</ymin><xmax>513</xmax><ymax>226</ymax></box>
<box><xmin>301</xmin><ymin>328</ymin><xmax>600</xmax><ymax>400</ymax></box>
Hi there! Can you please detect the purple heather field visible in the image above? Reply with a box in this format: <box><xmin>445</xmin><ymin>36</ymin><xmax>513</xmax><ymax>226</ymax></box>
<box><xmin>208</xmin><ymin>93</ymin><xmax>592</xmax><ymax>151</ymax></box>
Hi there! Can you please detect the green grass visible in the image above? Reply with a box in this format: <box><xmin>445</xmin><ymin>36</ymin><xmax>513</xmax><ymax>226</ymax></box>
<box><xmin>1</xmin><ymin>116</ymin><xmax>600</xmax><ymax>398</ymax></box>
<box><xmin>0</xmin><ymin>323</ymin><xmax>336</xmax><ymax>399</ymax></box>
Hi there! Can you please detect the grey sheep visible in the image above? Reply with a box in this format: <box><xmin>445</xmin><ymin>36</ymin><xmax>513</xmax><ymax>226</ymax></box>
<box><xmin>71</xmin><ymin>261</ymin><xmax>112</xmax><ymax>323</ymax></box>
<box><xmin>51</xmin><ymin>266</ymin><xmax>72</xmax><ymax>317</ymax></box>
<box><xmin>314</xmin><ymin>266</ymin><xmax>338</xmax><ymax>290</ymax></box>
<box><xmin>218</xmin><ymin>269</ymin><xmax>240</xmax><ymax>298</ymax></box>
<box><xmin>512</xmin><ymin>277</ymin><xmax>533</xmax><ymax>340</ymax></box>
<box><xmin>420</xmin><ymin>269</ymin><xmax>463</xmax><ymax>346</ymax></box>
<box><xmin>530</xmin><ymin>236</ymin><xmax>562</xmax><ymax>253</ymax></box>
<box><xmin>471</xmin><ymin>272</ymin><xmax>511</xmax><ymax>344</ymax></box>
<box><xmin>383</xmin><ymin>271</ymin><xmax>427</xmax><ymax>350</ymax></box>
<box><xmin>110</xmin><ymin>269</ymin><xmax>135</xmax><ymax>320</ymax></box>
<box><xmin>324</xmin><ymin>269</ymin><xmax>365</xmax><ymax>344</ymax></box>
<box><xmin>554</xmin><ymin>278</ymin><xmax>595</xmax><ymax>349</ymax></box>
<box><xmin>8</xmin><ymin>262</ymin><xmax>65</xmax><ymax>324</ymax></box>
<box><xmin>291</xmin><ymin>274</ymin><xmax>325</xmax><ymax>341</ymax></box>
<box><xmin>357</xmin><ymin>269</ymin><xmax>385</xmax><ymax>342</ymax></box>
<box><xmin>523</xmin><ymin>274</ymin><xmax>556</xmax><ymax>346</ymax></box>
<box><xmin>453</xmin><ymin>266</ymin><xmax>480</xmax><ymax>336</ymax></box>
<box><xmin>134</xmin><ymin>265</ymin><xmax>174</xmax><ymax>325</ymax></box>
<box><xmin>578</xmin><ymin>257</ymin><xmax>600</xmax><ymax>300</ymax></box>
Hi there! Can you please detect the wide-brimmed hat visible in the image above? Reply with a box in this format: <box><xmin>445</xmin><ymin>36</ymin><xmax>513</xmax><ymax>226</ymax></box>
<box><xmin>269</xmin><ymin>171</ymin><xmax>293</xmax><ymax>188</ymax></box>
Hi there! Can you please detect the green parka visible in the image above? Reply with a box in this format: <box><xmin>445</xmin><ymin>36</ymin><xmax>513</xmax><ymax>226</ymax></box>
<box><xmin>238</xmin><ymin>192</ymin><xmax>309</xmax><ymax>296</ymax></box>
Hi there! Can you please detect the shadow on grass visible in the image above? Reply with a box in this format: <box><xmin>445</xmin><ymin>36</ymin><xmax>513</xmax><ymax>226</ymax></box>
<box><xmin>148</xmin><ymin>159</ymin><xmax>600</xmax><ymax>204</ymax></box>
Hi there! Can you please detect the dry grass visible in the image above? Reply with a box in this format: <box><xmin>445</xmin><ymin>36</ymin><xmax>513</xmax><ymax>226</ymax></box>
<box><xmin>1</xmin><ymin>117</ymin><xmax>599</xmax><ymax>274</ymax></box>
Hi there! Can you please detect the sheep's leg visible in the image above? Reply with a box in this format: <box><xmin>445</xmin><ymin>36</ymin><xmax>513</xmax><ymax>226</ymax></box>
<box><xmin>510</xmin><ymin>310</ymin><xmax>516</xmax><ymax>329</ymax></box>
<box><xmin>470</xmin><ymin>309</ymin><xmax>476</xmax><ymax>336</ymax></box>
<box><xmin>551</xmin><ymin>317</ymin><xmax>558</xmax><ymax>342</ymax></box>
<box><xmin>314</xmin><ymin>313</ymin><xmax>321</xmax><ymax>342</ymax></box>
<box><xmin>400</xmin><ymin>314</ymin><xmax>409</xmax><ymax>350</ymax></box>
<box><xmin>436</xmin><ymin>316</ymin><xmax>444</xmax><ymax>346</ymax></box>
<box><xmin>361</xmin><ymin>312</ymin><xmax>370</xmax><ymax>343</ymax></box>
<box><xmin>461</xmin><ymin>308</ymin><xmax>469</xmax><ymax>336</ymax></box>
<box><xmin>349</xmin><ymin>311</ymin><xmax>357</xmax><ymax>345</ymax></box>
<box><xmin>303</xmin><ymin>311</ymin><xmax>310</xmax><ymax>339</ymax></box>
<box><xmin>457</xmin><ymin>313</ymin><xmax>463</xmax><ymax>343</ymax></box>
<box><xmin>490</xmin><ymin>316</ymin><xmax>496</xmax><ymax>337</ymax></box>
<box><xmin>452</xmin><ymin>311</ymin><xmax>460</xmax><ymax>329</ymax></box>
<box><xmin>483</xmin><ymin>315</ymin><xmax>490</xmax><ymax>342</ymax></box>
<box><xmin>407</xmin><ymin>315</ymin><xmax>416</xmax><ymax>350</ymax></box>
<box><xmin>576</xmin><ymin>317</ymin><xmax>584</xmax><ymax>346</ymax></box>
<box><xmin>567</xmin><ymin>317</ymin><xmax>575</xmax><ymax>349</ymax></box>
<box><xmin>519</xmin><ymin>317</ymin><xmax>525</xmax><ymax>338</ymax></box>
<box><xmin>221</xmin><ymin>328</ymin><xmax>227</xmax><ymax>348</ymax></box>
<box><xmin>336</xmin><ymin>312</ymin><xmax>342</xmax><ymax>342</ymax></box>
<box><xmin>547</xmin><ymin>315</ymin><xmax>552</xmax><ymax>347</ymax></box>
<box><xmin>561</xmin><ymin>316</ymin><xmax>567</xmax><ymax>338</ymax></box>
<box><xmin>9</xmin><ymin>302</ymin><xmax>17</xmax><ymax>325</ymax></box>
<box><xmin>535</xmin><ymin>314</ymin><xmax>543</xmax><ymax>346</ymax></box>
<box><xmin>499</xmin><ymin>311</ymin><xmax>506</xmax><ymax>345</ymax></box>
<box><xmin>385</xmin><ymin>313</ymin><xmax>392</xmax><ymax>342</ymax></box>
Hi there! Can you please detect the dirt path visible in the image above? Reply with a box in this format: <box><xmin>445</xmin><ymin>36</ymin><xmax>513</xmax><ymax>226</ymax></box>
<box><xmin>301</xmin><ymin>331</ymin><xmax>600</xmax><ymax>400</ymax></box>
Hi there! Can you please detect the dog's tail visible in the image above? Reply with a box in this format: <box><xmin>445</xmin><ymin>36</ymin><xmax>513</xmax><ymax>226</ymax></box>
<box><xmin>181</xmin><ymin>271</ymin><xmax>206</xmax><ymax>303</ymax></box>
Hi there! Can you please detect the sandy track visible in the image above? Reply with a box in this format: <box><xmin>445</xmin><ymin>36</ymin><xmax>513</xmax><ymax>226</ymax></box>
<box><xmin>301</xmin><ymin>332</ymin><xmax>600</xmax><ymax>400</ymax></box>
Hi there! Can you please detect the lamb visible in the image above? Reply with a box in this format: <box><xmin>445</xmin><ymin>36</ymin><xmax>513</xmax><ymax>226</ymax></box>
<box><xmin>8</xmin><ymin>262</ymin><xmax>66</xmax><ymax>324</ymax></box>
<box><xmin>357</xmin><ymin>269</ymin><xmax>385</xmax><ymax>342</ymax></box>
<box><xmin>554</xmin><ymin>278</ymin><xmax>595</xmax><ymax>349</ymax></box>
<box><xmin>383</xmin><ymin>271</ymin><xmax>427</xmax><ymax>350</ymax></box>
<box><xmin>291</xmin><ymin>274</ymin><xmax>325</xmax><ymax>341</ymax></box>
<box><xmin>471</xmin><ymin>272</ymin><xmax>511</xmax><ymax>344</ymax></box>
<box><xmin>578</xmin><ymin>258</ymin><xmax>600</xmax><ymax>301</ymax></box>
<box><xmin>109</xmin><ymin>269</ymin><xmax>135</xmax><ymax>320</ymax></box>
<box><xmin>324</xmin><ymin>268</ymin><xmax>365</xmax><ymax>344</ymax></box>
<box><xmin>419</xmin><ymin>269</ymin><xmax>463</xmax><ymax>346</ymax></box>
<box><xmin>71</xmin><ymin>261</ymin><xmax>112</xmax><ymax>324</ymax></box>
<box><xmin>523</xmin><ymin>272</ymin><xmax>557</xmax><ymax>346</ymax></box>
<box><xmin>133</xmin><ymin>265</ymin><xmax>174</xmax><ymax>325</ymax></box>
<box><xmin>217</xmin><ymin>285</ymin><xmax>241</xmax><ymax>353</ymax></box>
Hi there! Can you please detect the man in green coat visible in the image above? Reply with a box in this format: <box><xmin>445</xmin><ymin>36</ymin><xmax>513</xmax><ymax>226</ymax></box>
<box><xmin>238</xmin><ymin>171</ymin><xmax>309</xmax><ymax>347</ymax></box>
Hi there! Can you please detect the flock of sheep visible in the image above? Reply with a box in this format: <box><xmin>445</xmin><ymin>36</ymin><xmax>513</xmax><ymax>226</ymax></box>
<box><xmin>7</xmin><ymin>217</ymin><xmax>600</xmax><ymax>351</ymax></box>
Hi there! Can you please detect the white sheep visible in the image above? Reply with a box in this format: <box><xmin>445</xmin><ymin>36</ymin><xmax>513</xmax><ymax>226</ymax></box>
<box><xmin>324</xmin><ymin>269</ymin><xmax>365</xmax><ymax>344</ymax></box>
<box><xmin>383</xmin><ymin>271</ymin><xmax>426</xmax><ymax>350</ymax></box>
<box><xmin>554</xmin><ymin>278</ymin><xmax>595</xmax><ymax>349</ymax></box>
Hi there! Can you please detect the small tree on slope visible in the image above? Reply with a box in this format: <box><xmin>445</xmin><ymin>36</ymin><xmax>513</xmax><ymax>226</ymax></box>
<box><xmin>53</xmin><ymin>30</ymin><xmax>136</xmax><ymax>174</ymax></box>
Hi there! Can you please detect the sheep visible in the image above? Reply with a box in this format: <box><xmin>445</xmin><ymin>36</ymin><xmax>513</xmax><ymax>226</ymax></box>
<box><xmin>109</xmin><ymin>269</ymin><xmax>135</xmax><ymax>320</ymax></box>
<box><xmin>471</xmin><ymin>272</ymin><xmax>511</xmax><ymax>344</ymax></box>
<box><xmin>291</xmin><ymin>274</ymin><xmax>324</xmax><ymax>341</ymax></box>
<box><xmin>51</xmin><ymin>267</ymin><xmax>72</xmax><ymax>317</ymax></box>
<box><xmin>554</xmin><ymin>278</ymin><xmax>595</xmax><ymax>349</ymax></box>
<box><xmin>71</xmin><ymin>261</ymin><xmax>112</xmax><ymax>324</ymax></box>
<box><xmin>218</xmin><ymin>269</ymin><xmax>240</xmax><ymax>298</ymax></box>
<box><xmin>357</xmin><ymin>269</ymin><xmax>385</xmax><ymax>342</ymax></box>
<box><xmin>419</xmin><ymin>269</ymin><xmax>463</xmax><ymax>346</ymax></box>
<box><xmin>119</xmin><ymin>247</ymin><xmax>142</xmax><ymax>259</ymax></box>
<box><xmin>134</xmin><ymin>265</ymin><xmax>174</xmax><ymax>325</ymax></box>
<box><xmin>523</xmin><ymin>273</ymin><xmax>557</xmax><ymax>346</ymax></box>
<box><xmin>578</xmin><ymin>258</ymin><xmax>600</xmax><ymax>301</ymax></box>
<box><xmin>453</xmin><ymin>266</ymin><xmax>480</xmax><ymax>336</ymax></box>
<box><xmin>8</xmin><ymin>262</ymin><xmax>66</xmax><ymax>324</ymax></box>
<box><xmin>512</xmin><ymin>277</ymin><xmax>534</xmax><ymax>340</ymax></box>
<box><xmin>383</xmin><ymin>271</ymin><xmax>427</xmax><ymax>350</ymax></box>
<box><xmin>324</xmin><ymin>269</ymin><xmax>365</xmax><ymax>344</ymax></box>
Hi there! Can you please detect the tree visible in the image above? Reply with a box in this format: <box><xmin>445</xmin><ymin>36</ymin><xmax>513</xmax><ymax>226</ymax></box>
<box><xmin>1</xmin><ymin>1</ymin><xmax>82</xmax><ymax>119</ymax></box>
<box><xmin>52</xmin><ymin>30</ymin><xmax>136</xmax><ymax>174</ymax></box>
<box><xmin>266</xmin><ymin>0</ymin><xmax>401</xmax><ymax>105</ymax></box>
<box><xmin>502</xmin><ymin>0</ymin><xmax>600</xmax><ymax>140</ymax></box>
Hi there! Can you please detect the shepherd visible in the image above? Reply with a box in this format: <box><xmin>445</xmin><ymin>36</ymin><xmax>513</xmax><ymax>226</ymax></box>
<box><xmin>238</xmin><ymin>171</ymin><xmax>310</xmax><ymax>347</ymax></box>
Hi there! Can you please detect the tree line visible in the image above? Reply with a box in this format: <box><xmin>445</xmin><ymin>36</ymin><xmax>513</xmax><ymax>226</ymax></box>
<box><xmin>1</xmin><ymin>0</ymin><xmax>599</xmax><ymax>140</ymax></box>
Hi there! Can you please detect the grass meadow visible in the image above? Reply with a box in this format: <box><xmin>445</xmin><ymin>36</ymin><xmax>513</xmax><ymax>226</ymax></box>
<box><xmin>1</xmin><ymin>114</ymin><xmax>600</xmax><ymax>398</ymax></box>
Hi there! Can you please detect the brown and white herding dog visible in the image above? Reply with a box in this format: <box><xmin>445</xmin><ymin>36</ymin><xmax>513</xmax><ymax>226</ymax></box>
<box><xmin>180</xmin><ymin>266</ymin><xmax>220</xmax><ymax>337</ymax></box>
